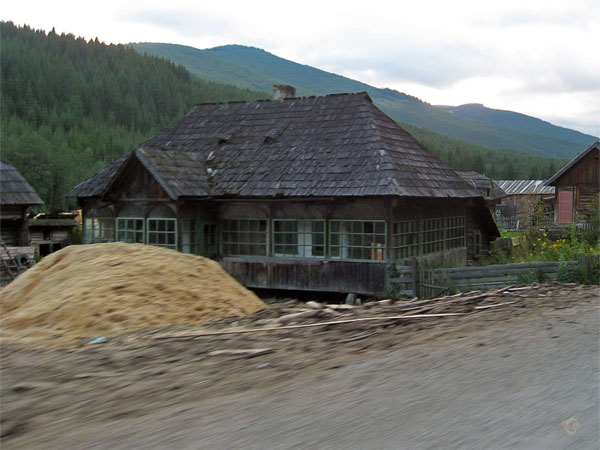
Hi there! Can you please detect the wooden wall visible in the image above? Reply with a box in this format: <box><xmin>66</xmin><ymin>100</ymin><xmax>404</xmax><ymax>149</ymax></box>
<box><xmin>553</xmin><ymin>147</ymin><xmax>600</xmax><ymax>221</ymax></box>
<box><xmin>221</xmin><ymin>257</ymin><xmax>388</xmax><ymax>295</ymax></box>
<box><xmin>0</xmin><ymin>206</ymin><xmax>29</xmax><ymax>246</ymax></box>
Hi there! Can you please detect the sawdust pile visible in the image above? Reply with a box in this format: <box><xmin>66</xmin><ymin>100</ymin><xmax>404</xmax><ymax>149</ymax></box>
<box><xmin>1</xmin><ymin>243</ymin><xmax>265</xmax><ymax>343</ymax></box>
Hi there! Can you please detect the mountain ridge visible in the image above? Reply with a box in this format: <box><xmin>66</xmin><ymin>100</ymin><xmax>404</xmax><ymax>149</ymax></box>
<box><xmin>130</xmin><ymin>42</ymin><xmax>598</xmax><ymax>159</ymax></box>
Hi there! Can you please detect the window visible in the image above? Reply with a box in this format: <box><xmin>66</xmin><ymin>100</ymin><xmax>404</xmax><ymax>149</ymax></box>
<box><xmin>391</xmin><ymin>216</ymin><xmax>466</xmax><ymax>259</ymax></box>
<box><xmin>147</xmin><ymin>218</ymin><xmax>177</xmax><ymax>249</ymax></box>
<box><xmin>116</xmin><ymin>218</ymin><xmax>145</xmax><ymax>244</ymax></box>
<box><xmin>221</xmin><ymin>219</ymin><xmax>268</xmax><ymax>256</ymax></box>
<box><xmin>422</xmin><ymin>218</ymin><xmax>445</xmax><ymax>254</ymax></box>
<box><xmin>446</xmin><ymin>216</ymin><xmax>465</xmax><ymax>250</ymax></box>
<box><xmin>181</xmin><ymin>219</ymin><xmax>199</xmax><ymax>254</ymax></box>
<box><xmin>272</xmin><ymin>220</ymin><xmax>325</xmax><ymax>258</ymax></box>
<box><xmin>392</xmin><ymin>220</ymin><xmax>419</xmax><ymax>259</ymax></box>
<box><xmin>182</xmin><ymin>220</ymin><xmax>218</xmax><ymax>258</ymax></box>
<box><xmin>84</xmin><ymin>217</ymin><xmax>115</xmax><ymax>243</ymax></box>
<box><xmin>330</xmin><ymin>220</ymin><xmax>386</xmax><ymax>261</ymax></box>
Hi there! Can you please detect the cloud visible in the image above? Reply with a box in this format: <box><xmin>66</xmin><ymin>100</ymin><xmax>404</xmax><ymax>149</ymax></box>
<box><xmin>117</xmin><ymin>8</ymin><xmax>239</xmax><ymax>42</ymax></box>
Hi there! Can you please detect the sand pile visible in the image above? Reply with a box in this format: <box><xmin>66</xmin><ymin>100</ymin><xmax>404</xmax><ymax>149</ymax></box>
<box><xmin>1</xmin><ymin>243</ymin><xmax>265</xmax><ymax>343</ymax></box>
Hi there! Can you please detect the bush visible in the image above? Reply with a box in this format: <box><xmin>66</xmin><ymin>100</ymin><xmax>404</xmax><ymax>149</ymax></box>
<box><xmin>517</xmin><ymin>268</ymin><xmax>546</xmax><ymax>284</ymax></box>
<box><xmin>557</xmin><ymin>259</ymin><xmax>600</xmax><ymax>285</ymax></box>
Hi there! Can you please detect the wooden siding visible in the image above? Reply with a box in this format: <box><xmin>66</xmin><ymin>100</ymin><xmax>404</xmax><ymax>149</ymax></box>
<box><xmin>221</xmin><ymin>258</ymin><xmax>388</xmax><ymax>295</ymax></box>
<box><xmin>552</xmin><ymin>147</ymin><xmax>599</xmax><ymax>187</ymax></box>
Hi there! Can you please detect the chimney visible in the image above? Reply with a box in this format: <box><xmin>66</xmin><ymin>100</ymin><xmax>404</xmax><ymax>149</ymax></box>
<box><xmin>272</xmin><ymin>84</ymin><xmax>296</xmax><ymax>100</ymax></box>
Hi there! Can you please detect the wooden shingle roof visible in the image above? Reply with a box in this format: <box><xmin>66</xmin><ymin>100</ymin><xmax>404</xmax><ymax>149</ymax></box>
<box><xmin>68</xmin><ymin>93</ymin><xmax>480</xmax><ymax>199</ymax></box>
<box><xmin>0</xmin><ymin>161</ymin><xmax>43</xmax><ymax>206</ymax></box>
<box><xmin>456</xmin><ymin>171</ymin><xmax>506</xmax><ymax>200</ymax></box>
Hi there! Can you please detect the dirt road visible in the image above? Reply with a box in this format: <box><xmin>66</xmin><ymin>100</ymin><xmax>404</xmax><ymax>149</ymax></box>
<box><xmin>1</xmin><ymin>283</ymin><xmax>598</xmax><ymax>449</ymax></box>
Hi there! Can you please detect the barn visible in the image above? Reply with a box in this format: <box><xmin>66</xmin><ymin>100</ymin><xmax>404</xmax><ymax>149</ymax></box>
<box><xmin>545</xmin><ymin>141</ymin><xmax>599</xmax><ymax>225</ymax></box>
<box><xmin>68</xmin><ymin>90</ymin><xmax>499</xmax><ymax>294</ymax></box>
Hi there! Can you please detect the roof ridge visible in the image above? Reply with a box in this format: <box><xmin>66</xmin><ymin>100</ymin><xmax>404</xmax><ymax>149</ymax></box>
<box><xmin>194</xmin><ymin>91</ymin><xmax>372</xmax><ymax>109</ymax></box>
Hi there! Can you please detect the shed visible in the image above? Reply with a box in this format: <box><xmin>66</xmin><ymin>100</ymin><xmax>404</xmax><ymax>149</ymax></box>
<box><xmin>68</xmin><ymin>92</ymin><xmax>499</xmax><ymax>295</ymax></box>
<box><xmin>544</xmin><ymin>142</ymin><xmax>599</xmax><ymax>224</ymax></box>
<box><xmin>0</xmin><ymin>161</ymin><xmax>43</xmax><ymax>246</ymax></box>
<box><xmin>28</xmin><ymin>212</ymin><xmax>80</xmax><ymax>256</ymax></box>
<box><xmin>494</xmin><ymin>179</ymin><xmax>555</xmax><ymax>222</ymax></box>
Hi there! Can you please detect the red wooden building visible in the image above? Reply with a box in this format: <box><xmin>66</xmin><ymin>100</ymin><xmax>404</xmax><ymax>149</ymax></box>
<box><xmin>545</xmin><ymin>142</ymin><xmax>599</xmax><ymax>224</ymax></box>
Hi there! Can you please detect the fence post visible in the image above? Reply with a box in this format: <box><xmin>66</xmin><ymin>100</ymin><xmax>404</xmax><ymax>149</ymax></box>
<box><xmin>576</xmin><ymin>253</ymin><xmax>590</xmax><ymax>281</ymax></box>
<box><xmin>412</xmin><ymin>257</ymin><xmax>419</xmax><ymax>298</ymax></box>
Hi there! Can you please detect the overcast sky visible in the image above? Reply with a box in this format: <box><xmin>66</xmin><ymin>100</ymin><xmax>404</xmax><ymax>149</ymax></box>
<box><xmin>4</xmin><ymin>0</ymin><xmax>599</xmax><ymax>136</ymax></box>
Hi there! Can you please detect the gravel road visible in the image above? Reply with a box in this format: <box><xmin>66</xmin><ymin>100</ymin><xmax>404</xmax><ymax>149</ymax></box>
<box><xmin>11</xmin><ymin>286</ymin><xmax>595</xmax><ymax>450</ymax></box>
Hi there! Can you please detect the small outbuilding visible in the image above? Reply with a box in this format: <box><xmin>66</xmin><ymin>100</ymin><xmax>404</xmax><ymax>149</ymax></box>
<box><xmin>494</xmin><ymin>179</ymin><xmax>555</xmax><ymax>229</ymax></box>
<box><xmin>28</xmin><ymin>212</ymin><xmax>80</xmax><ymax>256</ymax></box>
<box><xmin>0</xmin><ymin>161</ymin><xmax>43</xmax><ymax>246</ymax></box>
<box><xmin>544</xmin><ymin>141</ymin><xmax>599</xmax><ymax>224</ymax></box>
<box><xmin>68</xmin><ymin>91</ymin><xmax>499</xmax><ymax>294</ymax></box>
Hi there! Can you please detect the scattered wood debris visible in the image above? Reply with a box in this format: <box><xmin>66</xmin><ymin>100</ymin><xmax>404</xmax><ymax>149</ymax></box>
<box><xmin>152</xmin><ymin>282</ymin><xmax>583</xmax><ymax>342</ymax></box>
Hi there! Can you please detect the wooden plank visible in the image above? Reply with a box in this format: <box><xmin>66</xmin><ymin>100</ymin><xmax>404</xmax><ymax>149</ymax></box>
<box><xmin>207</xmin><ymin>348</ymin><xmax>273</xmax><ymax>358</ymax></box>
<box><xmin>153</xmin><ymin>312</ymin><xmax>465</xmax><ymax>340</ymax></box>
<box><xmin>440</xmin><ymin>264</ymin><xmax>576</xmax><ymax>279</ymax></box>
<box><xmin>389</xmin><ymin>276</ymin><xmax>413</xmax><ymax>283</ymax></box>
<box><xmin>438</xmin><ymin>261</ymin><xmax>574</xmax><ymax>275</ymax></box>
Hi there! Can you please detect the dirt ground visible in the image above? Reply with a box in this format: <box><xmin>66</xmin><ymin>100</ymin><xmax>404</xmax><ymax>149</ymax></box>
<box><xmin>1</xmin><ymin>282</ymin><xmax>598</xmax><ymax>448</ymax></box>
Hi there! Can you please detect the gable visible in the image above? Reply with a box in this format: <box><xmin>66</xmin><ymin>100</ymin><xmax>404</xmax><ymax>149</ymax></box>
<box><xmin>550</xmin><ymin>145</ymin><xmax>599</xmax><ymax>186</ymax></box>
<box><xmin>105</xmin><ymin>156</ymin><xmax>171</xmax><ymax>201</ymax></box>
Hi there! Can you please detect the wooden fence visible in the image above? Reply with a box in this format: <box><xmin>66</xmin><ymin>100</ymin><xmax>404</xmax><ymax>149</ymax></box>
<box><xmin>390</xmin><ymin>256</ymin><xmax>596</xmax><ymax>299</ymax></box>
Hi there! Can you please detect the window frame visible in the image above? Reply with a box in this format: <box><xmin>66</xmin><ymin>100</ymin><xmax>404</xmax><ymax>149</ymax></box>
<box><xmin>329</xmin><ymin>219</ymin><xmax>387</xmax><ymax>261</ymax></box>
<box><xmin>445</xmin><ymin>216</ymin><xmax>466</xmax><ymax>250</ymax></box>
<box><xmin>83</xmin><ymin>217</ymin><xmax>115</xmax><ymax>244</ymax></box>
<box><xmin>220</xmin><ymin>218</ymin><xmax>268</xmax><ymax>257</ymax></box>
<box><xmin>392</xmin><ymin>220</ymin><xmax>420</xmax><ymax>259</ymax></box>
<box><xmin>146</xmin><ymin>218</ymin><xmax>177</xmax><ymax>250</ymax></box>
<box><xmin>116</xmin><ymin>217</ymin><xmax>145</xmax><ymax>244</ymax></box>
<box><xmin>272</xmin><ymin>219</ymin><xmax>326</xmax><ymax>259</ymax></box>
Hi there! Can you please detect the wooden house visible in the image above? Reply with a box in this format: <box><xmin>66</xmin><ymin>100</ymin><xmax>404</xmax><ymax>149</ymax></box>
<box><xmin>68</xmin><ymin>92</ymin><xmax>499</xmax><ymax>295</ymax></box>
<box><xmin>0</xmin><ymin>161</ymin><xmax>43</xmax><ymax>246</ymax></box>
<box><xmin>544</xmin><ymin>142</ymin><xmax>599</xmax><ymax>224</ymax></box>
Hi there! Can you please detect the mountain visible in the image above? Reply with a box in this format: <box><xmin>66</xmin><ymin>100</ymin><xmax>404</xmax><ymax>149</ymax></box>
<box><xmin>130</xmin><ymin>43</ymin><xmax>598</xmax><ymax>160</ymax></box>
<box><xmin>436</xmin><ymin>103</ymin><xmax>594</xmax><ymax>148</ymax></box>
<box><xmin>0</xmin><ymin>22</ymin><xmax>267</xmax><ymax>210</ymax></box>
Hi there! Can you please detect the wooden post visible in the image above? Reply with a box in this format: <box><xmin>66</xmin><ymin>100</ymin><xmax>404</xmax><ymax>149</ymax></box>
<box><xmin>412</xmin><ymin>257</ymin><xmax>419</xmax><ymax>298</ymax></box>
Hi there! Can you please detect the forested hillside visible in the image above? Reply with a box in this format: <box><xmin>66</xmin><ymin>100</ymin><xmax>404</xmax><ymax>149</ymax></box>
<box><xmin>400</xmin><ymin>123</ymin><xmax>566</xmax><ymax>180</ymax></box>
<box><xmin>131</xmin><ymin>43</ymin><xmax>597</xmax><ymax>159</ymax></box>
<box><xmin>0</xmin><ymin>22</ymin><xmax>267</xmax><ymax>210</ymax></box>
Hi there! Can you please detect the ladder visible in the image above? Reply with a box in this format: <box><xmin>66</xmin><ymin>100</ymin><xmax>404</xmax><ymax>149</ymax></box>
<box><xmin>0</xmin><ymin>240</ymin><xmax>29</xmax><ymax>281</ymax></box>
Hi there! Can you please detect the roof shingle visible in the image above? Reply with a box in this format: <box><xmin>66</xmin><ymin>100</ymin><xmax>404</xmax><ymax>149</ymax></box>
<box><xmin>68</xmin><ymin>93</ymin><xmax>480</xmax><ymax>199</ymax></box>
<box><xmin>1</xmin><ymin>161</ymin><xmax>43</xmax><ymax>206</ymax></box>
